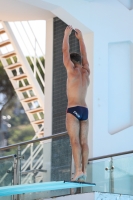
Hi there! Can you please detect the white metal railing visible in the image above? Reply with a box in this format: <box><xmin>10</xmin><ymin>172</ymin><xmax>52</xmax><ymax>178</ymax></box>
<box><xmin>21</xmin><ymin>155</ymin><xmax>44</xmax><ymax>184</ymax></box>
<box><xmin>0</xmin><ymin>21</ymin><xmax>45</xmax><ymax>185</ymax></box>
<box><xmin>21</xmin><ymin>144</ymin><xmax>43</xmax><ymax>172</ymax></box>
<box><xmin>0</xmin><ymin>132</ymin><xmax>67</xmax><ymax>186</ymax></box>
<box><xmin>9</xmin><ymin>21</ymin><xmax>45</xmax><ymax>92</ymax></box>
<box><xmin>21</xmin><ymin>124</ymin><xmax>44</xmax><ymax>156</ymax></box>
<box><xmin>21</xmin><ymin>149</ymin><xmax>44</xmax><ymax>184</ymax></box>
<box><xmin>0</xmin><ymin>30</ymin><xmax>14</xmax><ymax>54</ymax></box>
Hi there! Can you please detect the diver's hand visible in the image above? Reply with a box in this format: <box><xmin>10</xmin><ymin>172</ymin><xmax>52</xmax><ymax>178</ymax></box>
<box><xmin>75</xmin><ymin>29</ymin><xmax>83</xmax><ymax>40</ymax></box>
<box><xmin>64</xmin><ymin>25</ymin><xmax>73</xmax><ymax>36</ymax></box>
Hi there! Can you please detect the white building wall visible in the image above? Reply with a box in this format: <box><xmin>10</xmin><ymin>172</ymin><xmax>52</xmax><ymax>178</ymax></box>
<box><xmin>41</xmin><ymin>0</ymin><xmax>133</xmax><ymax>157</ymax></box>
<box><xmin>44</xmin><ymin>18</ymin><xmax>53</xmax><ymax>137</ymax></box>
<box><xmin>43</xmin><ymin>18</ymin><xmax>53</xmax><ymax>182</ymax></box>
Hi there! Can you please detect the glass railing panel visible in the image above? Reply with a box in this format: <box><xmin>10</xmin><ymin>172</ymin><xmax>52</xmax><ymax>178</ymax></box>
<box><xmin>20</xmin><ymin>191</ymin><xmax>50</xmax><ymax>200</ymax></box>
<box><xmin>1</xmin><ymin>137</ymin><xmax>133</xmax><ymax>199</ymax></box>
<box><xmin>0</xmin><ymin>158</ymin><xmax>14</xmax><ymax>187</ymax></box>
<box><xmin>113</xmin><ymin>154</ymin><xmax>133</xmax><ymax>195</ymax></box>
<box><xmin>0</xmin><ymin>146</ymin><xmax>17</xmax><ymax>158</ymax></box>
<box><xmin>0</xmin><ymin>147</ymin><xmax>17</xmax><ymax>189</ymax></box>
<box><xmin>19</xmin><ymin>135</ymin><xmax>72</xmax><ymax>199</ymax></box>
<box><xmin>83</xmin><ymin>153</ymin><xmax>133</xmax><ymax>196</ymax></box>
<box><xmin>21</xmin><ymin>142</ymin><xmax>44</xmax><ymax>185</ymax></box>
<box><xmin>0</xmin><ymin>157</ymin><xmax>14</xmax><ymax>200</ymax></box>
<box><xmin>83</xmin><ymin>158</ymin><xmax>111</xmax><ymax>194</ymax></box>
<box><xmin>0</xmin><ymin>196</ymin><xmax>12</xmax><ymax>200</ymax></box>
<box><xmin>50</xmin><ymin>135</ymin><xmax>71</xmax><ymax>197</ymax></box>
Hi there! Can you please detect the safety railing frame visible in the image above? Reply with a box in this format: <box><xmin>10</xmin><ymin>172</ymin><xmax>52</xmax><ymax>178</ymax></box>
<box><xmin>1</xmin><ymin>132</ymin><xmax>133</xmax><ymax>198</ymax></box>
<box><xmin>0</xmin><ymin>132</ymin><xmax>68</xmax><ymax>200</ymax></box>
<box><xmin>0</xmin><ymin>153</ymin><xmax>18</xmax><ymax>200</ymax></box>
<box><xmin>0</xmin><ymin>154</ymin><xmax>16</xmax><ymax>161</ymax></box>
<box><xmin>10</xmin><ymin>21</ymin><xmax>45</xmax><ymax>91</ymax></box>
<box><xmin>88</xmin><ymin>150</ymin><xmax>133</xmax><ymax>194</ymax></box>
<box><xmin>0</xmin><ymin>131</ymin><xmax>68</xmax><ymax>151</ymax></box>
<box><xmin>88</xmin><ymin>150</ymin><xmax>133</xmax><ymax>162</ymax></box>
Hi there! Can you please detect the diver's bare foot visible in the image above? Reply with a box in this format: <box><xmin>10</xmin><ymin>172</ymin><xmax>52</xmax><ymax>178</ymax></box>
<box><xmin>72</xmin><ymin>171</ymin><xmax>84</xmax><ymax>181</ymax></box>
<box><xmin>78</xmin><ymin>173</ymin><xmax>87</xmax><ymax>182</ymax></box>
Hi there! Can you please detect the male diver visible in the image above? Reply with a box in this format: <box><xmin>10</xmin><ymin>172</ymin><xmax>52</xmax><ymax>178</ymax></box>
<box><xmin>62</xmin><ymin>25</ymin><xmax>90</xmax><ymax>181</ymax></box>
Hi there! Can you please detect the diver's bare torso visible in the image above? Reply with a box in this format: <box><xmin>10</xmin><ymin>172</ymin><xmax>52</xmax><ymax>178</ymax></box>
<box><xmin>66</xmin><ymin>63</ymin><xmax>90</xmax><ymax>108</ymax></box>
<box><xmin>63</xmin><ymin>26</ymin><xmax>90</xmax><ymax>182</ymax></box>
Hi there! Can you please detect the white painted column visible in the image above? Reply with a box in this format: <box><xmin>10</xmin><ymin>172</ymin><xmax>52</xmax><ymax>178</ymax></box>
<box><xmin>44</xmin><ymin>17</ymin><xmax>53</xmax><ymax>137</ymax></box>
<box><xmin>43</xmin><ymin>18</ymin><xmax>53</xmax><ymax>182</ymax></box>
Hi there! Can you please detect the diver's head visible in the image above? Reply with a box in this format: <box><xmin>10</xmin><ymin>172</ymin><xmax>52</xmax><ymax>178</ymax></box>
<box><xmin>70</xmin><ymin>53</ymin><xmax>82</xmax><ymax>65</ymax></box>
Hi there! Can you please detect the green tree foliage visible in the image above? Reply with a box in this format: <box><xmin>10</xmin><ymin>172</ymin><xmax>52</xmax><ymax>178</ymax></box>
<box><xmin>8</xmin><ymin>124</ymin><xmax>34</xmax><ymax>144</ymax></box>
<box><xmin>0</xmin><ymin>56</ymin><xmax>45</xmax><ymax>146</ymax></box>
<box><xmin>2</xmin><ymin>94</ymin><xmax>34</xmax><ymax>146</ymax></box>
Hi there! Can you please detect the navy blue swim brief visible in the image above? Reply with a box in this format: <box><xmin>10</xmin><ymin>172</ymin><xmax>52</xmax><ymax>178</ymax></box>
<box><xmin>67</xmin><ymin>106</ymin><xmax>88</xmax><ymax>121</ymax></box>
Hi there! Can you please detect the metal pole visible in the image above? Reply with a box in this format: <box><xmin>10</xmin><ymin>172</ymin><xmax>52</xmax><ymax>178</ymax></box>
<box><xmin>13</xmin><ymin>156</ymin><xmax>17</xmax><ymax>200</ymax></box>
<box><xmin>30</xmin><ymin>143</ymin><xmax>33</xmax><ymax>170</ymax></box>
<box><xmin>110</xmin><ymin>157</ymin><xmax>114</xmax><ymax>193</ymax></box>
<box><xmin>0</xmin><ymin>131</ymin><xmax>68</xmax><ymax>151</ymax></box>
<box><xmin>108</xmin><ymin>157</ymin><xmax>114</xmax><ymax>193</ymax></box>
<box><xmin>34</xmin><ymin>38</ymin><xmax>36</xmax><ymax>77</ymax></box>
<box><xmin>16</xmin><ymin>145</ymin><xmax>21</xmax><ymax>185</ymax></box>
<box><xmin>31</xmin><ymin>143</ymin><xmax>34</xmax><ymax>183</ymax></box>
<box><xmin>13</xmin><ymin>156</ymin><xmax>17</xmax><ymax>185</ymax></box>
<box><xmin>16</xmin><ymin>145</ymin><xmax>21</xmax><ymax>200</ymax></box>
<box><xmin>0</xmin><ymin>155</ymin><xmax>16</xmax><ymax>161</ymax></box>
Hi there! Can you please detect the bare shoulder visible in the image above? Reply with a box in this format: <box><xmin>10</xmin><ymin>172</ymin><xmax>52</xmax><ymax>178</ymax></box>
<box><xmin>65</xmin><ymin>61</ymin><xmax>74</xmax><ymax>73</ymax></box>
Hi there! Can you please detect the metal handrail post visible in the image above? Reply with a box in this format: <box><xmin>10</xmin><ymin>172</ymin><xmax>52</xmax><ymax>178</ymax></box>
<box><xmin>13</xmin><ymin>156</ymin><xmax>17</xmax><ymax>185</ymax></box>
<box><xmin>16</xmin><ymin>145</ymin><xmax>21</xmax><ymax>200</ymax></box>
<box><xmin>16</xmin><ymin>145</ymin><xmax>21</xmax><ymax>185</ymax></box>
<box><xmin>34</xmin><ymin>38</ymin><xmax>36</xmax><ymax>77</ymax></box>
<box><xmin>0</xmin><ymin>132</ymin><xmax>68</xmax><ymax>151</ymax></box>
<box><xmin>30</xmin><ymin>143</ymin><xmax>33</xmax><ymax>170</ymax></box>
<box><xmin>110</xmin><ymin>157</ymin><xmax>114</xmax><ymax>193</ymax></box>
<box><xmin>13</xmin><ymin>156</ymin><xmax>17</xmax><ymax>200</ymax></box>
<box><xmin>105</xmin><ymin>157</ymin><xmax>114</xmax><ymax>193</ymax></box>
